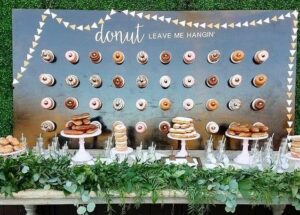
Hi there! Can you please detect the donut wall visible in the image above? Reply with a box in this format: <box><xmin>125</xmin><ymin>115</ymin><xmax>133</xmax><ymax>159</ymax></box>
<box><xmin>13</xmin><ymin>9</ymin><xmax>298</xmax><ymax>148</ymax></box>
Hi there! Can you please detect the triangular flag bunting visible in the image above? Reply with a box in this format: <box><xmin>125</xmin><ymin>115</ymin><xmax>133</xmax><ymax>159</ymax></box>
<box><xmin>235</xmin><ymin>22</ymin><xmax>241</xmax><ymax>27</ymax></box>
<box><xmin>214</xmin><ymin>23</ymin><xmax>220</xmax><ymax>29</ymax></box>
<box><xmin>137</xmin><ymin>12</ymin><xmax>143</xmax><ymax>18</ymax></box>
<box><xmin>23</xmin><ymin>60</ymin><xmax>29</xmax><ymax>67</ymax></box>
<box><xmin>242</xmin><ymin>21</ymin><xmax>248</xmax><ymax>27</ymax></box>
<box><xmin>289</xmin><ymin>57</ymin><xmax>295</xmax><ymax>62</ymax></box>
<box><xmin>32</xmin><ymin>41</ymin><xmax>38</xmax><ymax>48</ymax></box>
<box><xmin>122</xmin><ymin>10</ymin><xmax>128</xmax><ymax>15</ymax></box>
<box><xmin>256</xmin><ymin>19</ymin><xmax>262</xmax><ymax>25</ymax></box>
<box><xmin>84</xmin><ymin>25</ymin><xmax>90</xmax><ymax>31</ymax></box>
<box><xmin>290</xmin><ymin>50</ymin><xmax>296</xmax><ymax>56</ymax></box>
<box><xmin>293</xmin><ymin>28</ymin><xmax>298</xmax><ymax>34</ymax></box>
<box><xmin>51</xmin><ymin>13</ymin><xmax>57</xmax><ymax>19</ymax></box>
<box><xmin>193</xmin><ymin>23</ymin><xmax>199</xmax><ymax>28</ymax></box>
<box><xmin>12</xmin><ymin>79</ymin><xmax>19</xmax><ymax>85</ymax></box>
<box><xmin>221</xmin><ymin>23</ymin><xmax>227</xmax><ymax>29</ymax></box>
<box><xmin>249</xmin><ymin>20</ymin><xmax>256</xmax><ymax>26</ymax></box>
<box><xmin>187</xmin><ymin>21</ymin><xmax>192</xmax><ymax>27</ymax></box>
<box><xmin>98</xmin><ymin>18</ymin><xmax>104</xmax><ymax>24</ymax></box>
<box><xmin>179</xmin><ymin>21</ymin><xmax>186</xmax><ymax>26</ymax></box>
<box><xmin>152</xmin><ymin>15</ymin><xmax>157</xmax><ymax>20</ymax></box>
<box><xmin>291</xmin><ymin>43</ymin><xmax>297</xmax><ymax>49</ymax></box>
<box><xmin>37</xmin><ymin>28</ymin><xmax>42</xmax><ymax>35</ymax></box>
<box><xmin>144</xmin><ymin>14</ymin><xmax>151</xmax><ymax>20</ymax></box>
<box><xmin>285</xmin><ymin>12</ymin><xmax>291</xmax><ymax>18</ymax></box>
<box><xmin>70</xmin><ymin>24</ymin><xmax>76</xmax><ymax>30</ymax></box>
<box><xmin>288</xmin><ymin>71</ymin><xmax>293</xmax><ymax>76</ymax></box>
<box><xmin>271</xmin><ymin>16</ymin><xmax>277</xmax><ymax>22</ymax></box>
<box><xmin>91</xmin><ymin>22</ymin><xmax>98</xmax><ymax>28</ymax></box>
<box><xmin>17</xmin><ymin>73</ymin><xmax>22</xmax><ymax>79</ymax></box>
<box><xmin>228</xmin><ymin>23</ymin><xmax>234</xmax><ymax>28</ymax></box>
<box><xmin>21</xmin><ymin>67</ymin><xmax>26</xmax><ymax>73</ymax></box>
<box><xmin>110</xmin><ymin>9</ymin><xmax>117</xmax><ymax>15</ymax></box>
<box><xmin>105</xmin><ymin>15</ymin><xmax>111</xmax><ymax>20</ymax></box>
<box><xmin>130</xmin><ymin>11</ymin><xmax>136</xmax><ymax>17</ymax></box>
<box><xmin>286</xmin><ymin>128</ymin><xmax>292</xmax><ymax>134</ymax></box>
<box><xmin>287</xmin><ymin>85</ymin><xmax>293</xmax><ymax>91</ymax></box>
<box><xmin>200</xmin><ymin>23</ymin><xmax>206</xmax><ymax>28</ymax></box>
<box><xmin>288</xmin><ymin>121</ymin><xmax>293</xmax><ymax>127</ymax></box>
<box><xmin>287</xmin><ymin>92</ymin><xmax>292</xmax><ymax>98</ymax></box>
<box><xmin>172</xmin><ymin>19</ymin><xmax>178</xmax><ymax>25</ymax></box>
<box><xmin>287</xmin><ymin>99</ymin><xmax>293</xmax><ymax>106</ymax></box>
<box><xmin>39</xmin><ymin>22</ymin><xmax>45</xmax><ymax>28</ymax></box>
<box><xmin>287</xmin><ymin>78</ymin><xmax>293</xmax><ymax>84</ymax></box>
<box><xmin>207</xmin><ymin>23</ymin><xmax>213</xmax><ymax>29</ymax></box>
<box><xmin>41</xmin><ymin>15</ymin><xmax>47</xmax><ymax>21</ymax></box>
<box><xmin>288</xmin><ymin>64</ymin><xmax>294</xmax><ymax>69</ymax></box>
<box><xmin>278</xmin><ymin>14</ymin><xmax>284</xmax><ymax>20</ymax></box>
<box><xmin>287</xmin><ymin>114</ymin><xmax>293</xmax><ymax>120</ymax></box>
<box><xmin>77</xmin><ymin>25</ymin><xmax>83</xmax><ymax>31</ymax></box>
<box><xmin>165</xmin><ymin>17</ymin><xmax>171</xmax><ymax>23</ymax></box>
<box><xmin>159</xmin><ymin>16</ymin><xmax>164</xmax><ymax>22</ymax></box>
<box><xmin>44</xmin><ymin>9</ymin><xmax>50</xmax><ymax>15</ymax></box>
<box><xmin>292</xmin><ymin>35</ymin><xmax>297</xmax><ymax>41</ymax></box>
<box><xmin>292</xmin><ymin>10</ymin><xmax>298</xmax><ymax>18</ymax></box>
<box><xmin>264</xmin><ymin>18</ymin><xmax>270</xmax><ymax>23</ymax></box>
<box><xmin>63</xmin><ymin>22</ymin><xmax>69</xmax><ymax>28</ymax></box>
<box><xmin>287</xmin><ymin>107</ymin><xmax>292</xmax><ymax>113</ymax></box>
<box><xmin>26</xmin><ymin>54</ymin><xmax>32</xmax><ymax>60</ymax></box>
<box><xmin>56</xmin><ymin>17</ymin><xmax>62</xmax><ymax>24</ymax></box>
<box><xmin>34</xmin><ymin>35</ymin><xmax>40</xmax><ymax>41</ymax></box>
<box><xmin>294</xmin><ymin>20</ymin><xmax>298</xmax><ymax>27</ymax></box>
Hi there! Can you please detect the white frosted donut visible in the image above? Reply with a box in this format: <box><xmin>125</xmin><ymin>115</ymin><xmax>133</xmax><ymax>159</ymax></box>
<box><xmin>254</xmin><ymin>50</ymin><xmax>269</xmax><ymax>64</ymax></box>
<box><xmin>206</xmin><ymin>121</ymin><xmax>219</xmax><ymax>134</ymax></box>
<box><xmin>183</xmin><ymin>98</ymin><xmax>194</xmax><ymax>110</ymax></box>
<box><xmin>228</xmin><ymin>99</ymin><xmax>242</xmax><ymax>111</ymax></box>
<box><xmin>229</xmin><ymin>74</ymin><xmax>242</xmax><ymax>88</ymax></box>
<box><xmin>65</xmin><ymin>50</ymin><xmax>79</xmax><ymax>64</ymax></box>
<box><xmin>89</xmin><ymin>98</ymin><xmax>102</xmax><ymax>110</ymax></box>
<box><xmin>91</xmin><ymin>121</ymin><xmax>102</xmax><ymax>130</ymax></box>
<box><xmin>183</xmin><ymin>75</ymin><xmax>195</xmax><ymax>88</ymax></box>
<box><xmin>136</xmin><ymin>51</ymin><xmax>148</xmax><ymax>64</ymax></box>
<box><xmin>39</xmin><ymin>74</ymin><xmax>55</xmax><ymax>86</ymax></box>
<box><xmin>136</xmin><ymin>99</ymin><xmax>147</xmax><ymax>111</ymax></box>
<box><xmin>183</xmin><ymin>51</ymin><xmax>195</xmax><ymax>64</ymax></box>
<box><xmin>41</xmin><ymin>97</ymin><xmax>55</xmax><ymax>110</ymax></box>
<box><xmin>89</xmin><ymin>75</ymin><xmax>102</xmax><ymax>88</ymax></box>
<box><xmin>135</xmin><ymin>121</ymin><xmax>147</xmax><ymax>133</ymax></box>
<box><xmin>41</xmin><ymin>49</ymin><xmax>55</xmax><ymax>63</ymax></box>
<box><xmin>65</xmin><ymin>75</ymin><xmax>79</xmax><ymax>87</ymax></box>
<box><xmin>41</xmin><ymin>120</ymin><xmax>56</xmax><ymax>132</ymax></box>
<box><xmin>113</xmin><ymin>98</ymin><xmax>125</xmax><ymax>110</ymax></box>
<box><xmin>160</xmin><ymin>75</ymin><xmax>171</xmax><ymax>88</ymax></box>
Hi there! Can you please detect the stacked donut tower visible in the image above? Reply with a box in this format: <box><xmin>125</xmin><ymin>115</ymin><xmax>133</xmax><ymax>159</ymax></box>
<box><xmin>112</xmin><ymin>121</ymin><xmax>128</xmax><ymax>151</ymax></box>
<box><xmin>169</xmin><ymin>117</ymin><xmax>197</xmax><ymax>138</ymax></box>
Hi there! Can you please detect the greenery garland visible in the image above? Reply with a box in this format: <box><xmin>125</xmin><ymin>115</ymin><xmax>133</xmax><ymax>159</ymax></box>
<box><xmin>0</xmin><ymin>153</ymin><xmax>300</xmax><ymax>214</ymax></box>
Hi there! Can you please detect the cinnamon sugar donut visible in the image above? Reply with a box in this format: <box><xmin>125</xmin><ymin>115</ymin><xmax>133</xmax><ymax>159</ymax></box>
<box><xmin>159</xmin><ymin>121</ymin><xmax>171</xmax><ymax>134</ymax></box>
<box><xmin>206</xmin><ymin>99</ymin><xmax>219</xmax><ymax>111</ymax></box>
<box><xmin>251</xmin><ymin>98</ymin><xmax>265</xmax><ymax>111</ymax></box>
<box><xmin>112</xmin><ymin>75</ymin><xmax>125</xmax><ymax>88</ymax></box>
<box><xmin>183</xmin><ymin>51</ymin><xmax>195</xmax><ymax>64</ymax></box>
<box><xmin>89</xmin><ymin>98</ymin><xmax>102</xmax><ymax>110</ymax></box>
<box><xmin>159</xmin><ymin>98</ymin><xmax>171</xmax><ymax>111</ymax></box>
<box><xmin>39</xmin><ymin>73</ymin><xmax>55</xmax><ymax>86</ymax></box>
<box><xmin>207</xmin><ymin>50</ymin><xmax>220</xmax><ymax>64</ymax></box>
<box><xmin>254</xmin><ymin>50</ymin><xmax>269</xmax><ymax>64</ymax></box>
<box><xmin>41</xmin><ymin>49</ymin><xmax>55</xmax><ymax>63</ymax></box>
<box><xmin>89</xmin><ymin>51</ymin><xmax>102</xmax><ymax>64</ymax></box>
<box><xmin>206</xmin><ymin>75</ymin><xmax>219</xmax><ymax>87</ymax></box>
<box><xmin>65</xmin><ymin>50</ymin><xmax>79</xmax><ymax>64</ymax></box>
<box><xmin>89</xmin><ymin>74</ymin><xmax>102</xmax><ymax>88</ymax></box>
<box><xmin>230</xmin><ymin>50</ymin><xmax>245</xmax><ymax>64</ymax></box>
<box><xmin>137</xmin><ymin>51</ymin><xmax>148</xmax><ymax>64</ymax></box>
<box><xmin>252</xmin><ymin>74</ymin><xmax>268</xmax><ymax>88</ymax></box>
<box><xmin>64</xmin><ymin>97</ymin><xmax>79</xmax><ymax>110</ymax></box>
<box><xmin>113</xmin><ymin>98</ymin><xmax>125</xmax><ymax>110</ymax></box>
<box><xmin>41</xmin><ymin>97</ymin><xmax>55</xmax><ymax>110</ymax></box>
<box><xmin>113</xmin><ymin>51</ymin><xmax>125</xmax><ymax>64</ymax></box>
<box><xmin>160</xmin><ymin>51</ymin><xmax>172</xmax><ymax>64</ymax></box>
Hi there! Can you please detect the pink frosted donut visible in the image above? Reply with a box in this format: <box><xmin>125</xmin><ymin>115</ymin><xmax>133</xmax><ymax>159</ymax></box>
<box><xmin>41</xmin><ymin>97</ymin><xmax>55</xmax><ymax>110</ymax></box>
<box><xmin>89</xmin><ymin>98</ymin><xmax>102</xmax><ymax>110</ymax></box>
<box><xmin>135</xmin><ymin>121</ymin><xmax>147</xmax><ymax>133</ymax></box>
<box><xmin>183</xmin><ymin>51</ymin><xmax>195</xmax><ymax>64</ymax></box>
<box><xmin>39</xmin><ymin>74</ymin><xmax>55</xmax><ymax>86</ymax></box>
<box><xmin>65</xmin><ymin>50</ymin><xmax>79</xmax><ymax>64</ymax></box>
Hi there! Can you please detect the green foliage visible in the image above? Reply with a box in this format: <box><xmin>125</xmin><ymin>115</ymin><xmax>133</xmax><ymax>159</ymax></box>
<box><xmin>0</xmin><ymin>153</ymin><xmax>300</xmax><ymax>215</ymax></box>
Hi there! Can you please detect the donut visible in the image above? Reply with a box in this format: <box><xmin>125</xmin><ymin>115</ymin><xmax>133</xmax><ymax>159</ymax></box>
<box><xmin>206</xmin><ymin>75</ymin><xmax>219</xmax><ymax>87</ymax></box>
<box><xmin>65</xmin><ymin>50</ymin><xmax>79</xmax><ymax>64</ymax></box>
<box><xmin>65</xmin><ymin>120</ymin><xmax>74</xmax><ymax>128</ymax></box>
<box><xmin>183</xmin><ymin>75</ymin><xmax>195</xmax><ymax>88</ymax></box>
<box><xmin>160</xmin><ymin>75</ymin><xmax>171</xmax><ymax>88</ymax></box>
<box><xmin>73</xmin><ymin>124</ymin><xmax>97</xmax><ymax>131</ymax></box>
<box><xmin>86</xmin><ymin>127</ymin><xmax>98</xmax><ymax>134</ymax></box>
<box><xmin>229</xmin><ymin>74</ymin><xmax>242</xmax><ymax>87</ymax></box>
<box><xmin>115</xmin><ymin>135</ymin><xmax>128</xmax><ymax>142</ymax></box>
<box><xmin>113</xmin><ymin>75</ymin><xmax>125</xmax><ymax>88</ymax></box>
<box><xmin>113</xmin><ymin>98</ymin><xmax>125</xmax><ymax>110</ymax></box>
<box><xmin>159</xmin><ymin>121</ymin><xmax>171</xmax><ymax>134</ymax></box>
<box><xmin>6</xmin><ymin>135</ymin><xmax>13</xmax><ymax>142</ymax></box>
<box><xmin>89</xmin><ymin>74</ymin><xmax>102</xmax><ymax>88</ymax></box>
<box><xmin>114</xmin><ymin>124</ymin><xmax>126</xmax><ymax>133</ymax></box>
<box><xmin>230</xmin><ymin>50</ymin><xmax>245</xmax><ymax>64</ymax></box>
<box><xmin>206</xmin><ymin>99</ymin><xmax>219</xmax><ymax>111</ymax></box>
<box><xmin>72</xmin><ymin>120</ymin><xmax>83</xmax><ymax>126</ymax></box>
<box><xmin>0</xmin><ymin>138</ymin><xmax>9</xmax><ymax>145</ymax></box>
<box><xmin>183</xmin><ymin>98</ymin><xmax>194</xmax><ymax>110</ymax></box>
<box><xmin>63</xmin><ymin>129</ymin><xmax>84</xmax><ymax>135</ymax></box>
<box><xmin>207</xmin><ymin>50</ymin><xmax>220</xmax><ymax>64</ymax></box>
<box><xmin>136</xmin><ymin>75</ymin><xmax>148</xmax><ymax>88</ymax></box>
<box><xmin>159</xmin><ymin>98</ymin><xmax>171</xmax><ymax>111</ymax></box>
<box><xmin>251</xmin><ymin>98</ymin><xmax>265</xmax><ymax>111</ymax></box>
<box><xmin>89</xmin><ymin>98</ymin><xmax>102</xmax><ymax>110</ymax></box>
<box><xmin>254</xmin><ymin>50</ymin><xmax>269</xmax><ymax>64</ymax></box>
<box><xmin>172</xmin><ymin>117</ymin><xmax>193</xmax><ymax>124</ymax></box>
<box><xmin>41</xmin><ymin>49</ymin><xmax>55</xmax><ymax>63</ymax></box>
<box><xmin>136</xmin><ymin>98</ymin><xmax>147</xmax><ymax>111</ymax></box>
<box><xmin>253</xmin><ymin>74</ymin><xmax>268</xmax><ymax>88</ymax></box>
<box><xmin>112</xmin><ymin>51</ymin><xmax>125</xmax><ymax>64</ymax></box>
<box><xmin>89</xmin><ymin>50</ymin><xmax>102</xmax><ymax>64</ymax></box>
<box><xmin>40</xmin><ymin>97</ymin><xmax>55</xmax><ymax>110</ymax></box>
<box><xmin>39</xmin><ymin>74</ymin><xmax>55</xmax><ymax>86</ymax></box>
<box><xmin>64</xmin><ymin>97</ymin><xmax>79</xmax><ymax>110</ymax></box>
<box><xmin>136</xmin><ymin>51</ymin><xmax>148</xmax><ymax>64</ymax></box>
<box><xmin>41</xmin><ymin>120</ymin><xmax>56</xmax><ymax>132</ymax></box>
<box><xmin>65</xmin><ymin>75</ymin><xmax>80</xmax><ymax>87</ymax></box>
<box><xmin>83</xmin><ymin>118</ymin><xmax>90</xmax><ymax>125</ymax></box>
<box><xmin>0</xmin><ymin>145</ymin><xmax>13</xmax><ymax>154</ymax></box>
<box><xmin>91</xmin><ymin>121</ymin><xmax>102</xmax><ymax>130</ymax></box>
<box><xmin>183</xmin><ymin>51</ymin><xmax>195</xmax><ymax>64</ymax></box>
<box><xmin>112</xmin><ymin>121</ymin><xmax>124</xmax><ymax>130</ymax></box>
<box><xmin>160</xmin><ymin>51</ymin><xmax>172</xmax><ymax>64</ymax></box>
<box><xmin>135</xmin><ymin>122</ymin><xmax>147</xmax><ymax>133</ymax></box>
<box><xmin>227</xmin><ymin>98</ymin><xmax>241</xmax><ymax>111</ymax></box>
<box><xmin>72</xmin><ymin>113</ymin><xmax>90</xmax><ymax>121</ymax></box>
<box><xmin>206</xmin><ymin>121</ymin><xmax>219</xmax><ymax>134</ymax></box>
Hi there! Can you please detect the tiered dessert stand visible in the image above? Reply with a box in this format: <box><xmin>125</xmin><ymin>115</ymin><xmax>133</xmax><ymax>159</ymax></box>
<box><xmin>167</xmin><ymin>133</ymin><xmax>200</xmax><ymax>157</ymax></box>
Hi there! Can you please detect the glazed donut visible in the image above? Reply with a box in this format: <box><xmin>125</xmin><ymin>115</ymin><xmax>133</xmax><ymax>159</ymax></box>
<box><xmin>39</xmin><ymin>73</ymin><xmax>55</xmax><ymax>86</ymax></box>
<box><xmin>41</xmin><ymin>49</ymin><xmax>55</xmax><ymax>63</ymax></box>
<box><xmin>40</xmin><ymin>97</ymin><xmax>55</xmax><ymax>110</ymax></box>
<box><xmin>206</xmin><ymin>99</ymin><xmax>219</xmax><ymax>111</ymax></box>
<box><xmin>228</xmin><ymin>99</ymin><xmax>242</xmax><ymax>111</ymax></box>
<box><xmin>207</xmin><ymin>50</ymin><xmax>220</xmax><ymax>64</ymax></box>
<box><xmin>41</xmin><ymin>120</ymin><xmax>56</xmax><ymax>132</ymax></box>
<box><xmin>135</xmin><ymin>121</ymin><xmax>147</xmax><ymax>133</ymax></box>
<box><xmin>183</xmin><ymin>98</ymin><xmax>194</xmax><ymax>110</ymax></box>
<box><xmin>206</xmin><ymin>75</ymin><xmax>219</xmax><ymax>87</ymax></box>
<box><xmin>89</xmin><ymin>98</ymin><xmax>102</xmax><ymax>110</ymax></box>
<box><xmin>112</xmin><ymin>75</ymin><xmax>125</xmax><ymax>88</ymax></box>
<box><xmin>137</xmin><ymin>51</ymin><xmax>148</xmax><ymax>64</ymax></box>
<box><xmin>183</xmin><ymin>51</ymin><xmax>195</xmax><ymax>64</ymax></box>
<box><xmin>64</xmin><ymin>97</ymin><xmax>79</xmax><ymax>110</ymax></box>
<box><xmin>89</xmin><ymin>74</ymin><xmax>102</xmax><ymax>88</ymax></box>
<box><xmin>206</xmin><ymin>121</ymin><xmax>219</xmax><ymax>134</ymax></box>
<box><xmin>254</xmin><ymin>50</ymin><xmax>269</xmax><ymax>64</ymax></box>
<box><xmin>230</xmin><ymin>50</ymin><xmax>245</xmax><ymax>64</ymax></box>
<box><xmin>251</xmin><ymin>98</ymin><xmax>266</xmax><ymax>111</ymax></box>
<box><xmin>65</xmin><ymin>75</ymin><xmax>80</xmax><ymax>87</ymax></box>
<box><xmin>136</xmin><ymin>99</ymin><xmax>147</xmax><ymax>111</ymax></box>
<box><xmin>112</xmin><ymin>121</ymin><xmax>125</xmax><ymax>131</ymax></box>
<box><xmin>159</xmin><ymin>121</ymin><xmax>171</xmax><ymax>134</ymax></box>
<box><xmin>113</xmin><ymin>98</ymin><xmax>125</xmax><ymax>110</ymax></box>
<box><xmin>91</xmin><ymin>121</ymin><xmax>102</xmax><ymax>130</ymax></box>
<box><xmin>229</xmin><ymin>74</ymin><xmax>242</xmax><ymax>87</ymax></box>
<box><xmin>112</xmin><ymin>51</ymin><xmax>125</xmax><ymax>64</ymax></box>
<box><xmin>253</xmin><ymin>74</ymin><xmax>268</xmax><ymax>88</ymax></box>
<box><xmin>65</xmin><ymin>50</ymin><xmax>79</xmax><ymax>64</ymax></box>
<box><xmin>160</xmin><ymin>51</ymin><xmax>172</xmax><ymax>64</ymax></box>
<box><xmin>89</xmin><ymin>50</ymin><xmax>102</xmax><ymax>64</ymax></box>
<box><xmin>160</xmin><ymin>75</ymin><xmax>171</xmax><ymax>88</ymax></box>
<box><xmin>136</xmin><ymin>75</ymin><xmax>148</xmax><ymax>88</ymax></box>
<box><xmin>159</xmin><ymin>98</ymin><xmax>171</xmax><ymax>111</ymax></box>
<box><xmin>183</xmin><ymin>75</ymin><xmax>195</xmax><ymax>88</ymax></box>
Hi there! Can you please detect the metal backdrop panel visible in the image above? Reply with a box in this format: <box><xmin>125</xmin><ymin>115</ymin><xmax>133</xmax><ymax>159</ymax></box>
<box><xmin>12</xmin><ymin>9</ymin><xmax>297</xmax><ymax>149</ymax></box>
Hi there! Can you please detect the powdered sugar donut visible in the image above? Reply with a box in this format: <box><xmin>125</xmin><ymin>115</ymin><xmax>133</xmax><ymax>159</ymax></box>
<box><xmin>160</xmin><ymin>75</ymin><xmax>171</xmax><ymax>88</ymax></box>
<box><xmin>41</xmin><ymin>120</ymin><xmax>56</xmax><ymax>132</ymax></box>
<box><xmin>183</xmin><ymin>98</ymin><xmax>194</xmax><ymax>110</ymax></box>
<box><xmin>41</xmin><ymin>49</ymin><xmax>55</xmax><ymax>63</ymax></box>
<box><xmin>136</xmin><ymin>75</ymin><xmax>148</xmax><ymax>88</ymax></box>
<box><xmin>113</xmin><ymin>98</ymin><xmax>125</xmax><ymax>111</ymax></box>
<box><xmin>183</xmin><ymin>75</ymin><xmax>195</xmax><ymax>88</ymax></box>
<box><xmin>229</xmin><ymin>74</ymin><xmax>242</xmax><ymax>88</ymax></box>
<box><xmin>228</xmin><ymin>99</ymin><xmax>242</xmax><ymax>111</ymax></box>
<box><xmin>137</xmin><ymin>51</ymin><xmax>148</xmax><ymax>64</ymax></box>
<box><xmin>65</xmin><ymin>50</ymin><xmax>79</xmax><ymax>64</ymax></box>
<box><xmin>89</xmin><ymin>74</ymin><xmax>102</xmax><ymax>88</ymax></box>
<box><xmin>39</xmin><ymin>73</ymin><xmax>55</xmax><ymax>86</ymax></box>
<box><xmin>89</xmin><ymin>98</ymin><xmax>102</xmax><ymax>110</ymax></box>
<box><xmin>136</xmin><ymin>99</ymin><xmax>147</xmax><ymax>111</ymax></box>
<box><xmin>206</xmin><ymin>121</ymin><xmax>219</xmax><ymax>134</ymax></box>
<box><xmin>41</xmin><ymin>97</ymin><xmax>55</xmax><ymax>110</ymax></box>
<box><xmin>135</xmin><ymin>121</ymin><xmax>147</xmax><ymax>133</ymax></box>
<box><xmin>65</xmin><ymin>75</ymin><xmax>79</xmax><ymax>87</ymax></box>
<box><xmin>254</xmin><ymin>50</ymin><xmax>269</xmax><ymax>64</ymax></box>
<box><xmin>183</xmin><ymin>51</ymin><xmax>195</xmax><ymax>64</ymax></box>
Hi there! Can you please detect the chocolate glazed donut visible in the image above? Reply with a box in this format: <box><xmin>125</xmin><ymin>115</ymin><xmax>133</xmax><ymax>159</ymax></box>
<box><xmin>112</xmin><ymin>75</ymin><xmax>125</xmax><ymax>88</ymax></box>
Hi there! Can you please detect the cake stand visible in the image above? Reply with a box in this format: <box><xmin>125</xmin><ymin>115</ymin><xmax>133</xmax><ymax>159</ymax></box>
<box><xmin>60</xmin><ymin>129</ymin><xmax>101</xmax><ymax>164</ymax></box>
<box><xmin>225</xmin><ymin>132</ymin><xmax>268</xmax><ymax>165</ymax></box>
<box><xmin>286</xmin><ymin>153</ymin><xmax>300</xmax><ymax>169</ymax></box>
<box><xmin>167</xmin><ymin>133</ymin><xmax>200</xmax><ymax>157</ymax></box>
<box><xmin>110</xmin><ymin>147</ymin><xmax>133</xmax><ymax>162</ymax></box>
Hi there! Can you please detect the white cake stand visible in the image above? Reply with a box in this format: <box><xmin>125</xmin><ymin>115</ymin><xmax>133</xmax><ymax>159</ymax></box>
<box><xmin>110</xmin><ymin>147</ymin><xmax>133</xmax><ymax>162</ymax></box>
<box><xmin>61</xmin><ymin>129</ymin><xmax>101</xmax><ymax>164</ymax></box>
<box><xmin>286</xmin><ymin>152</ymin><xmax>300</xmax><ymax>169</ymax></box>
<box><xmin>167</xmin><ymin>133</ymin><xmax>200</xmax><ymax>157</ymax></box>
<box><xmin>225</xmin><ymin>132</ymin><xmax>268</xmax><ymax>165</ymax></box>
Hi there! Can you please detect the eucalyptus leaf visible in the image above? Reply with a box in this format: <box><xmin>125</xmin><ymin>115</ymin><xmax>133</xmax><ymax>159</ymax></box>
<box><xmin>33</xmin><ymin>173</ymin><xmax>40</xmax><ymax>182</ymax></box>
<box><xmin>173</xmin><ymin>170</ymin><xmax>185</xmax><ymax>178</ymax></box>
<box><xmin>77</xmin><ymin>206</ymin><xmax>86</xmax><ymax>215</ymax></box>
<box><xmin>64</xmin><ymin>184</ymin><xmax>77</xmax><ymax>193</ymax></box>
<box><xmin>292</xmin><ymin>186</ymin><xmax>299</xmax><ymax>197</ymax></box>
<box><xmin>44</xmin><ymin>184</ymin><xmax>50</xmax><ymax>190</ymax></box>
<box><xmin>21</xmin><ymin>165</ymin><xmax>29</xmax><ymax>174</ymax></box>
<box><xmin>87</xmin><ymin>202</ymin><xmax>96</xmax><ymax>212</ymax></box>
<box><xmin>81</xmin><ymin>192</ymin><xmax>90</xmax><ymax>203</ymax></box>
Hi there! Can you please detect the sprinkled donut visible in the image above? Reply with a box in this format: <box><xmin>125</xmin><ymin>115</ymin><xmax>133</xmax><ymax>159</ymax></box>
<box><xmin>41</xmin><ymin>49</ymin><xmax>55</xmax><ymax>63</ymax></box>
<box><xmin>206</xmin><ymin>75</ymin><xmax>219</xmax><ymax>88</ymax></box>
<box><xmin>183</xmin><ymin>75</ymin><xmax>195</xmax><ymax>88</ymax></box>
<box><xmin>230</xmin><ymin>50</ymin><xmax>245</xmax><ymax>64</ymax></box>
<box><xmin>113</xmin><ymin>51</ymin><xmax>125</xmax><ymax>64</ymax></box>
<box><xmin>136</xmin><ymin>75</ymin><xmax>148</xmax><ymax>88</ymax></box>
<box><xmin>89</xmin><ymin>98</ymin><xmax>102</xmax><ymax>110</ymax></box>
<box><xmin>160</xmin><ymin>51</ymin><xmax>172</xmax><ymax>64</ymax></box>
<box><xmin>89</xmin><ymin>74</ymin><xmax>102</xmax><ymax>88</ymax></box>
<box><xmin>64</xmin><ymin>97</ymin><xmax>78</xmax><ymax>110</ymax></box>
<box><xmin>254</xmin><ymin>50</ymin><xmax>269</xmax><ymax>64</ymax></box>
<box><xmin>137</xmin><ymin>51</ymin><xmax>148</xmax><ymax>64</ymax></box>
<box><xmin>160</xmin><ymin>75</ymin><xmax>171</xmax><ymax>89</ymax></box>
<box><xmin>39</xmin><ymin>73</ymin><xmax>55</xmax><ymax>86</ymax></box>
<box><xmin>136</xmin><ymin>98</ymin><xmax>147</xmax><ymax>111</ymax></box>
<box><xmin>159</xmin><ymin>98</ymin><xmax>171</xmax><ymax>111</ymax></box>
<box><xmin>89</xmin><ymin>50</ymin><xmax>102</xmax><ymax>64</ymax></box>
<box><xmin>159</xmin><ymin>121</ymin><xmax>171</xmax><ymax>134</ymax></box>
<box><xmin>251</xmin><ymin>98</ymin><xmax>265</xmax><ymax>111</ymax></box>
<box><xmin>229</xmin><ymin>74</ymin><xmax>242</xmax><ymax>88</ymax></box>
<box><xmin>135</xmin><ymin>121</ymin><xmax>147</xmax><ymax>133</ymax></box>
<box><xmin>183</xmin><ymin>51</ymin><xmax>195</xmax><ymax>64</ymax></box>
<box><xmin>206</xmin><ymin>99</ymin><xmax>219</xmax><ymax>111</ymax></box>
<box><xmin>65</xmin><ymin>50</ymin><xmax>79</xmax><ymax>64</ymax></box>
<box><xmin>183</xmin><ymin>98</ymin><xmax>194</xmax><ymax>110</ymax></box>
<box><xmin>113</xmin><ymin>75</ymin><xmax>125</xmax><ymax>88</ymax></box>
<box><xmin>252</xmin><ymin>74</ymin><xmax>268</xmax><ymax>88</ymax></box>
<box><xmin>228</xmin><ymin>99</ymin><xmax>242</xmax><ymax>111</ymax></box>
<box><xmin>206</xmin><ymin>121</ymin><xmax>219</xmax><ymax>134</ymax></box>
<box><xmin>113</xmin><ymin>98</ymin><xmax>125</xmax><ymax>111</ymax></box>
<box><xmin>41</xmin><ymin>97</ymin><xmax>55</xmax><ymax>110</ymax></box>
<box><xmin>65</xmin><ymin>75</ymin><xmax>80</xmax><ymax>88</ymax></box>
<box><xmin>207</xmin><ymin>50</ymin><xmax>220</xmax><ymax>64</ymax></box>
<box><xmin>41</xmin><ymin>120</ymin><xmax>56</xmax><ymax>132</ymax></box>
